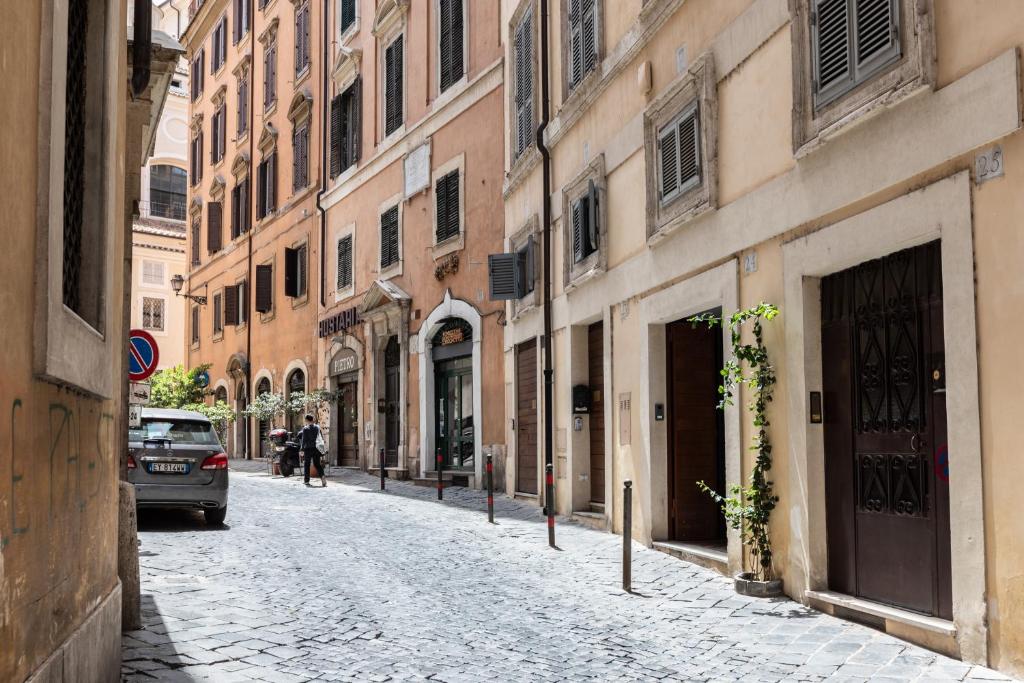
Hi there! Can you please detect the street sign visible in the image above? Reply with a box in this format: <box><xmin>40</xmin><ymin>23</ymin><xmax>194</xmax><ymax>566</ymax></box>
<box><xmin>129</xmin><ymin>405</ymin><xmax>142</xmax><ymax>428</ymax></box>
<box><xmin>195</xmin><ymin>370</ymin><xmax>210</xmax><ymax>388</ymax></box>
<box><xmin>129</xmin><ymin>382</ymin><xmax>151</xmax><ymax>405</ymax></box>
<box><xmin>128</xmin><ymin>329</ymin><xmax>160</xmax><ymax>382</ymax></box>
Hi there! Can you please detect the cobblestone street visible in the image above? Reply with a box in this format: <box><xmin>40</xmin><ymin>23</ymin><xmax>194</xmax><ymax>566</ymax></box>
<box><xmin>122</xmin><ymin>465</ymin><xmax>1012</xmax><ymax>682</ymax></box>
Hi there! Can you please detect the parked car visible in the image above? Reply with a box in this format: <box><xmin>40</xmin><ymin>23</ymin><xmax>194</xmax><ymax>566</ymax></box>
<box><xmin>128</xmin><ymin>408</ymin><xmax>229</xmax><ymax>526</ymax></box>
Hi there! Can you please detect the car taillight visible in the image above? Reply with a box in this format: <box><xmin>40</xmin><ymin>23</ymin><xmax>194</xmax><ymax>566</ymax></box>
<box><xmin>127</xmin><ymin>454</ymin><xmax>137</xmax><ymax>469</ymax></box>
<box><xmin>200</xmin><ymin>453</ymin><xmax>228</xmax><ymax>470</ymax></box>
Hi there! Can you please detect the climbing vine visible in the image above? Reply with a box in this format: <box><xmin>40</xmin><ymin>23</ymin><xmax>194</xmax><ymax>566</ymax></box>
<box><xmin>690</xmin><ymin>302</ymin><xmax>780</xmax><ymax>582</ymax></box>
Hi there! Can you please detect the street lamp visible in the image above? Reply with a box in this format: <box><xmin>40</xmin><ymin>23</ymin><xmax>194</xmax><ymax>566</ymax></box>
<box><xmin>170</xmin><ymin>273</ymin><xmax>207</xmax><ymax>305</ymax></box>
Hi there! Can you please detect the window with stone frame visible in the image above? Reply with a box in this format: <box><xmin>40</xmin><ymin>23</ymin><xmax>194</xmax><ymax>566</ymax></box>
<box><xmin>190</xmin><ymin>122</ymin><xmax>204</xmax><ymax>186</ymax></box>
<box><xmin>561</xmin><ymin>154</ymin><xmax>608</xmax><ymax>287</ymax></box>
<box><xmin>510</xmin><ymin>5</ymin><xmax>535</xmax><ymax>162</ymax></box>
<box><xmin>142</xmin><ymin>297</ymin><xmax>165</xmax><ymax>332</ymax></box>
<box><xmin>379</xmin><ymin>204</ymin><xmax>400</xmax><ymax>270</ymax></box>
<box><xmin>294</xmin><ymin>1</ymin><xmax>311</xmax><ymax>76</ymax></box>
<box><xmin>383</xmin><ymin>33</ymin><xmax>404</xmax><ymax>136</ymax></box>
<box><xmin>339</xmin><ymin>0</ymin><xmax>357</xmax><ymax>36</ymax></box>
<box><xmin>256</xmin><ymin>146</ymin><xmax>277</xmax><ymax>220</ymax></box>
<box><xmin>434</xmin><ymin>169</ymin><xmax>460</xmax><ymax>244</ymax></box>
<box><xmin>564</xmin><ymin>0</ymin><xmax>599</xmax><ymax>94</ymax></box>
<box><xmin>192</xmin><ymin>305</ymin><xmax>200</xmax><ymax>345</ymax></box>
<box><xmin>190</xmin><ymin>213</ymin><xmax>201</xmax><ymax>266</ymax></box>
<box><xmin>438</xmin><ymin>0</ymin><xmax>465</xmax><ymax>94</ymax></box>
<box><xmin>330</xmin><ymin>78</ymin><xmax>362</xmax><ymax>177</ymax></box>
<box><xmin>790</xmin><ymin>0</ymin><xmax>934</xmax><ymax>154</ymax></box>
<box><xmin>231</xmin><ymin>175</ymin><xmax>251</xmax><ymax>237</ymax></box>
<box><xmin>263</xmin><ymin>39</ymin><xmax>278</xmax><ymax>110</ymax></box>
<box><xmin>233</xmin><ymin>0</ymin><xmax>250</xmax><ymax>43</ymax></box>
<box><xmin>211</xmin><ymin>15</ymin><xmax>228</xmax><ymax>72</ymax></box>
<box><xmin>236</xmin><ymin>66</ymin><xmax>249</xmax><ymax>136</ymax></box>
<box><xmin>211</xmin><ymin>102</ymin><xmax>227</xmax><ymax>164</ymax></box>
<box><xmin>213</xmin><ymin>292</ymin><xmax>224</xmax><ymax>334</ymax></box>
<box><xmin>191</xmin><ymin>48</ymin><xmax>205</xmax><ymax>101</ymax></box>
<box><xmin>642</xmin><ymin>53</ymin><xmax>717</xmax><ymax>242</ymax></box>
<box><xmin>292</xmin><ymin>120</ymin><xmax>309</xmax><ymax>191</ymax></box>
<box><xmin>142</xmin><ymin>260</ymin><xmax>165</xmax><ymax>286</ymax></box>
<box><xmin>284</xmin><ymin>242</ymin><xmax>308</xmax><ymax>299</ymax></box>
<box><xmin>507</xmin><ymin>215</ymin><xmax>540</xmax><ymax>317</ymax></box>
<box><xmin>336</xmin><ymin>233</ymin><xmax>354</xmax><ymax>292</ymax></box>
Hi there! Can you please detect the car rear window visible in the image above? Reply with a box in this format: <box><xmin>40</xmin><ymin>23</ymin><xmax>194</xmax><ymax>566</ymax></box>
<box><xmin>130</xmin><ymin>419</ymin><xmax>220</xmax><ymax>446</ymax></box>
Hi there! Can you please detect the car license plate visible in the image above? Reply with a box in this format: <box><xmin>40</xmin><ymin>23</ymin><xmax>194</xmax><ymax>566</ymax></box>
<box><xmin>149</xmin><ymin>462</ymin><xmax>189</xmax><ymax>474</ymax></box>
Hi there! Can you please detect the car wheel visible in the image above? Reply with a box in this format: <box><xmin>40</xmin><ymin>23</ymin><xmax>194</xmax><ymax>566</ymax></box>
<box><xmin>204</xmin><ymin>506</ymin><xmax>227</xmax><ymax>527</ymax></box>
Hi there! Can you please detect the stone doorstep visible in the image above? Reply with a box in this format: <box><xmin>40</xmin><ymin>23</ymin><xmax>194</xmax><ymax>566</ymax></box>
<box><xmin>571</xmin><ymin>510</ymin><xmax>609</xmax><ymax>531</ymax></box>
<box><xmin>652</xmin><ymin>541</ymin><xmax>730</xmax><ymax>577</ymax></box>
<box><xmin>366</xmin><ymin>467</ymin><xmax>410</xmax><ymax>481</ymax></box>
<box><xmin>805</xmin><ymin>590</ymin><xmax>958</xmax><ymax>638</ymax></box>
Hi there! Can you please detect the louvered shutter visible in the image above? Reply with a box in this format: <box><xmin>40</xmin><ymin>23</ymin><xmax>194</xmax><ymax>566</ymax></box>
<box><xmin>678</xmin><ymin>106</ymin><xmax>700</xmax><ymax>190</ymax></box>
<box><xmin>233</xmin><ymin>0</ymin><xmax>240</xmax><ymax>43</ymax></box>
<box><xmin>351</xmin><ymin>77</ymin><xmax>362</xmax><ymax>163</ymax></box>
<box><xmin>435</xmin><ymin>174</ymin><xmax>448</xmax><ymax>243</ymax></box>
<box><xmin>337</xmin><ymin>235</ymin><xmax>353</xmax><ymax>289</ymax></box>
<box><xmin>385</xmin><ymin>36</ymin><xmax>403</xmax><ymax>135</ymax></box>
<box><xmin>514</xmin><ymin>14</ymin><xmax>533</xmax><ymax>157</ymax></box>
<box><xmin>330</xmin><ymin>93</ymin><xmax>343</xmax><ymax>178</ymax></box>
<box><xmin>812</xmin><ymin>0</ymin><xmax>852</xmax><ymax>103</ymax></box>
<box><xmin>200</xmin><ymin>50</ymin><xmax>205</xmax><ymax>88</ymax></box>
<box><xmin>264</xmin><ymin>47</ymin><xmax>271</xmax><ymax>107</ymax></box>
<box><xmin>571</xmin><ymin>198</ymin><xmax>585</xmax><ymax>263</ymax></box>
<box><xmin>225</xmin><ymin>284</ymin><xmax>239</xmax><ymax>325</ymax></box>
<box><xmin>255</xmin><ymin>264</ymin><xmax>273</xmax><ymax>312</ymax></box>
<box><xmin>295</xmin><ymin>8</ymin><xmax>302</xmax><ymax>73</ymax></box>
<box><xmin>240</xmin><ymin>280</ymin><xmax>248</xmax><ymax>323</ymax></box>
<box><xmin>293</xmin><ymin>127</ymin><xmax>301</xmax><ymax>191</ymax></box>
<box><xmin>197</xmin><ymin>132</ymin><xmax>204</xmax><ymax>183</ymax></box>
<box><xmin>380</xmin><ymin>206</ymin><xmax>399</xmax><ymax>268</ymax></box>
<box><xmin>569</xmin><ymin>0</ymin><xmax>583</xmax><ymax>88</ymax></box>
<box><xmin>241</xmin><ymin>178</ymin><xmax>250</xmax><ymax>231</ymax></box>
<box><xmin>231</xmin><ymin>185</ymin><xmax>240</xmax><ymax>237</ymax></box>
<box><xmin>257</xmin><ymin>161</ymin><xmax>267</xmax><ymax>218</ymax></box>
<box><xmin>208</xmin><ymin>202</ymin><xmax>223</xmax><ymax>253</ymax></box>
<box><xmin>587</xmin><ymin>179</ymin><xmax>599</xmax><ymax>253</ymax></box>
<box><xmin>269</xmin><ymin>152</ymin><xmax>277</xmax><ymax>211</ymax></box>
<box><xmin>854</xmin><ymin>0</ymin><xmax>899</xmax><ymax>73</ymax></box>
<box><xmin>439</xmin><ymin>0</ymin><xmax>452</xmax><ymax>91</ymax></box>
<box><xmin>582</xmin><ymin>0</ymin><xmax>597</xmax><ymax>75</ymax></box>
<box><xmin>488</xmin><ymin>253</ymin><xmax>518</xmax><ymax>300</ymax></box>
<box><xmin>438</xmin><ymin>171</ymin><xmax>459</xmax><ymax>242</ymax></box>
<box><xmin>284</xmin><ymin>247</ymin><xmax>299</xmax><ymax>297</ymax></box>
<box><xmin>451</xmin><ymin>0</ymin><xmax>464</xmax><ymax>85</ymax></box>
<box><xmin>191</xmin><ymin>306</ymin><xmax>200</xmax><ymax>344</ymax></box>
<box><xmin>659</xmin><ymin>125</ymin><xmax>678</xmax><ymax>201</ymax></box>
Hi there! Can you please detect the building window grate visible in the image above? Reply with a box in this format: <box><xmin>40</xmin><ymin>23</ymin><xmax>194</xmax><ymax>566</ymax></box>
<box><xmin>63</xmin><ymin>0</ymin><xmax>89</xmax><ymax>315</ymax></box>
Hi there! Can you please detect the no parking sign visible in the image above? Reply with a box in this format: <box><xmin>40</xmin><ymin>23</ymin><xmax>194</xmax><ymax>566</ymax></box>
<box><xmin>128</xmin><ymin>329</ymin><xmax>160</xmax><ymax>381</ymax></box>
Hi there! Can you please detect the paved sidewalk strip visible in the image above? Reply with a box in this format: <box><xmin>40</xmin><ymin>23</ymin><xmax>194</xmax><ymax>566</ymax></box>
<box><xmin>123</xmin><ymin>466</ymin><xmax>1014</xmax><ymax>682</ymax></box>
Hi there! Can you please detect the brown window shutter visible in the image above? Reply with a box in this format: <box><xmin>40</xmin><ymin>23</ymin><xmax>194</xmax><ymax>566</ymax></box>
<box><xmin>255</xmin><ymin>264</ymin><xmax>273</xmax><ymax>312</ymax></box>
<box><xmin>330</xmin><ymin>94</ymin><xmax>343</xmax><ymax>178</ymax></box>
<box><xmin>224</xmin><ymin>284</ymin><xmax>239</xmax><ymax>325</ymax></box>
<box><xmin>207</xmin><ymin>202</ymin><xmax>223</xmax><ymax>253</ymax></box>
<box><xmin>284</xmin><ymin>246</ymin><xmax>299</xmax><ymax>298</ymax></box>
<box><xmin>352</xmin><ymin>76</ymin><xmax>362</xmax><ymax>163</ymax></box>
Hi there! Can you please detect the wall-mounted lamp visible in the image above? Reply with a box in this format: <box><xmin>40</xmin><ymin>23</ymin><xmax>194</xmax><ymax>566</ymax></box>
<box><xmin>170</xmin><ymin>274</ymin><xmax>208</xmax><ymax>305</ymax></box>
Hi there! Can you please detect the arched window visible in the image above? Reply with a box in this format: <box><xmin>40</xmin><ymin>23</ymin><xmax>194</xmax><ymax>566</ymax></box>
<box><xmin>256</xmin><ymin>377</ymin><xmax>272</xmax><ymax>457</ymax></box>
<box><xmin>150</xmin><ymin>165</ymin><xmax>188</xmax><ymax>220</ymax></box>
<box><xmin>214</xmin><ymin>386</ymin><xmax>228</xmax><ymax>404</ymax></box>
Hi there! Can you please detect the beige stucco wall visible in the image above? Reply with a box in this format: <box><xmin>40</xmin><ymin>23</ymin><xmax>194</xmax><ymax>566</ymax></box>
<box><xmin>500</xmin><ymin>0</ymin><xmax>1024</xmax><ymax>675</ymax></box>
<box><xmin>131</xmin><ymin>229</ymin><xmax>189</xmax><ymax>369</ymax></box>
<box><xmin>0</xmin><ymin>0</ymin><xmax>129</xmax><ymax>680</ymax></box>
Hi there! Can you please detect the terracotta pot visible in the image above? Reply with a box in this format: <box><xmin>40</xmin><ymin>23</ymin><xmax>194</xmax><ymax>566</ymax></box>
<box><xmin>734</xmin><ymin>572</ymin><xmax>784</xmax><ymax>598</ymax></box>
<box><xmin>272</xmin><ymin>462</ymin><xmax>281</xmax><ymax>476</ymax></box>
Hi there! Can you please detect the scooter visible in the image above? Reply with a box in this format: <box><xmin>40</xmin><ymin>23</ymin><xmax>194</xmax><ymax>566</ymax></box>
<box><xmin>268</xmin><ymin>428</ymin><xmax>302</xmax><ymax>477</ymax></box>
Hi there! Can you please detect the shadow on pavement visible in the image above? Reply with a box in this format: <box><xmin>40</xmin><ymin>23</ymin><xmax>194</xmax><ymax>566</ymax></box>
<box><xmin>137</xmin><ymin>508</ymin><xmax>231</xmax><ymax>533</ymax></box>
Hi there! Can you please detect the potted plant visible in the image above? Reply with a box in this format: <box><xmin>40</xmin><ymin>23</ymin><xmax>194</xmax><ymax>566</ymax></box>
<box><xmin>690</xmin><ymin>303</ymin><xmax>782</xmax><ymax>598</ymax></box>
<box><xmin>284</xmin><ymin>389</ymin><xmax>337</xmax><ymax>477</ymax></box>
<box><xmin>244</xmin><ymin>392</ymin><xmax>288</xmax><ymax>474</ymax></box>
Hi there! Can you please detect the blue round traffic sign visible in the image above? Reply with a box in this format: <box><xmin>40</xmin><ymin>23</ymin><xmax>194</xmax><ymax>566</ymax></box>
<box><xmin>128</xmin><ymin>329</ymin><xmax>160</xmax><ymax>381</ymax></box>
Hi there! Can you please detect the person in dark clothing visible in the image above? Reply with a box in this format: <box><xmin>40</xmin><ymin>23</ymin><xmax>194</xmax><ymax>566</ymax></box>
<box><xmin>297</xmin><ymin>414</ymin><xmax>327</xmax><ymax>487</ymax></box>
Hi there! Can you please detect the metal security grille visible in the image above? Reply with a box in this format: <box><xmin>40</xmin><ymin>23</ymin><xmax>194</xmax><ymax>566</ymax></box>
<box><xmin>142</xmin><ymin>297</ymin><xmax>165</xmax><ymax>331</ymax></box>
<box><xmin>63</xmin><ymin>0</ymin><xmax>89</xmax><ymax>315</ymax></box>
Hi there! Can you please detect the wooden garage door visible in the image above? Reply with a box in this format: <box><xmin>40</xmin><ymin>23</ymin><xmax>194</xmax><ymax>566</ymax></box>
<box><xmin>516</xmin><ymin>339</ymin><xmax>538</xmax><ymax>495</ymax></box>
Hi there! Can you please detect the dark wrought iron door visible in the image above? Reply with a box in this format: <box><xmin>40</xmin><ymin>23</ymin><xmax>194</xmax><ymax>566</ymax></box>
<box><xmin>384</xmin><ymin>336</ymin><xmax>400</xmax><ymax>468</ymax></box>
<box><xmin>821</xmin><ymin>241</ymin><xmax>952</xmax><ymax>618</ymax></box>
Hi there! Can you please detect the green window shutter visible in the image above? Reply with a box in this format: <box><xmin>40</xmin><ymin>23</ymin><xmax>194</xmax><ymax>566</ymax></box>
<box><xmin>489</xmin><ymin>253</ymin><xmax>519</xmax><ymax>300</ymax></box>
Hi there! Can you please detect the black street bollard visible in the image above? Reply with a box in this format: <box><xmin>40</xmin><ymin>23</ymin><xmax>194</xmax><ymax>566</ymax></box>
<box><xmin>436</xmin><ymin>449</ymin><xmax>444</xmax><ymax>501</ymax></box>
<box><xmin>546</xmin><ymin>463</ymin><xmax>555</xmax><ymax>547</ymax></box>
<box><xmin>379</xmin><ymin>448</ymin><xmax>386</xmax><ymax>491</ymax></box>
<box><xmin>486</xmin><ymin>454</ymin><xmax>495</xmax><ymax>524</ymax></box>
<box><xmin>623</xmin><ymin>480</ymin><xmax>633</xmax><ymax>592</ymax></box>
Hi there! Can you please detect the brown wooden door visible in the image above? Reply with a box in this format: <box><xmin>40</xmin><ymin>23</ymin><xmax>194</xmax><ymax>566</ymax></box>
<box><xmin>516</xmin><ymin>339</ymin><xmax>538</xmax><ymax>495</ymax></box>
<box><xmin>338</xmin><ymin>381</ymin><xmax>358</xmax><ymax>467</ymax></box>
<box><xmin>821</xmin><ymin>241</ymin><xmax>952</xmax><ymax>618</ymax></box>
<box><xmin>666</xmin><ymin>317</ymin><xmax>725</xmax><ymax>542</ymax></box>
<box><xmin>588</xmin><ymin>322</ymin><xmax>606</xmax><ymax>504</ymax></box>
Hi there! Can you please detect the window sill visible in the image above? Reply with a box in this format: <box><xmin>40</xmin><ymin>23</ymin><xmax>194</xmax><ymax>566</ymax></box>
<box><xmin>259</xmin><ymin>309</ymin><xmax>276</xmax><ymax>323</ymax></box>
<box><xmin>379</xmin><ymin>262</ymin><xmax>402</xmax><ymax>281</ymax></box>
<box><xmin>338</xmin><ymin>24</ymin><xmax>359</xmax><ymax>46</ymax></box>
<box><xmin>558</xmin><ymin>67</ymin><xmax>601</xmax><ymax>125</ymax></box>
<box><xmin>565</xmin><ymin>259</ymin><xmax>605</xmax><ymax>293</ymax></box>
<box><xmin>290</xmin><ymin>293</ymin><xmax>309</xmax><ymax>310</ymax></box>
<box><xmin>334</xmin><ymin>286</ymin><xmax>355</xmax><ymax>303</ymax></box>
<box><xmin>294</xmin><ymin>65</ymin><xmax>312</xmax><ymax>88</ymax></box>
<box><xmin>379</xmin><ymin>124</ymin><xmax>407</xmax><ymax>150</ymax></box>
<box><xmin>191</xmin><ymin>342</ymin><xmax>200</xmax><ymax>350</ymax></box>
<box><xmin>431</xmin><ymin>233</ymin><xmax>464</xmax><ymax>260</ymax></box>
<box><xmin>236</xmin><ymin>131</ymin><xmax>249</xmax><ymax>148</ymax></box>
<box><xmin>646</xmin><ymin>189</ymin><xmax>713</xmax><ymax>247</ymax></box>
<box><xmin>213</xmin><ymin>331</ymin><xmax>225</xmax><ymax>342</ymax></box>
<box><xmin>260</xmin><ymin>0</ymin><xmax>278</xmax><ymax>12</ymax></box>
<box><xmin>433</xmin><ymin>74</ymin><xmax>468</xmax><ymax>110</ymax></box>
<box><xmin>264</xmin><ymin>101</ymin><xmax>278</xmax><ymax>117</ymax></box>
<box><xmin>236</xmin><ymin>31</ymin><xmax>252</xmax><ymax>51</ymax></box>
<box><xmin>503</xmin><ymin>145</ymin><xmax>541</xmax><ymax>199</ymax></box>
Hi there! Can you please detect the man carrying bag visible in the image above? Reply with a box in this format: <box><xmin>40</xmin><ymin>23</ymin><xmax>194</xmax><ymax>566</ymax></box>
<box><xmin>297</xmin><ymin>414</ymin><xmax>328</xmax><ymax>488</ymax></box>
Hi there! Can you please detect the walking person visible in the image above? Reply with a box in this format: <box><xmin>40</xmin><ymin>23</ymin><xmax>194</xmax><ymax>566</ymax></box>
<box><xmin>297</xmin><ymin>414</ymin><xmax>328</xmax><ymax>488</ymax></box>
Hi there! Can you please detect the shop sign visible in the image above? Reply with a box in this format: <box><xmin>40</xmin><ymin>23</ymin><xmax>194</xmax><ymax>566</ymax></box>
<box><xmin>331</xmin><ymin>350</ymin><xmax>359</xmax><ymax>376</ymax></box>
<box><xmin>440</xmin><ymin>327</ymin><xmax>465</xmax><ymax>346</ymax></box>
<box><xmin>319</xmin><ymin>306</ymin><xmax>360</xmax><ymax>338</ymax></box>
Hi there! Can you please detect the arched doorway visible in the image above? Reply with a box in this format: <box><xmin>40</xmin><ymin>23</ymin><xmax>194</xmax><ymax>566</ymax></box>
<box><xmin>235</xmin><ymin>381</ymin><xmax>248</xmax><ymax>459</ymax></box>
<box><xmin>213</xmin><ymin>385</ymin><xmax>229</xmax><ymax>448</ymax></box>
<box><xmin>328</xmin><ymin>346</ymin><xmax>361</xmax><ymax>468</ymax></box>
<box><xmin>286</xmin><ymin>368</ymin><xmax>306</xmax><ymax>433</ymax></box>
<box><xmin>432</xmin><ymin>318</ymin><xmax>474</xmax><ymax>471</ymax></box>
<box><xmin>256</xmin><ymin>377</ymin><xmax>272</xmax><ymax>458</ymax></box>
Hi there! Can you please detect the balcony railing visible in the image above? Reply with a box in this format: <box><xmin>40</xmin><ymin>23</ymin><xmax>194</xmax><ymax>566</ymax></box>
<box><xmin>138</xmin><ymin>199</ymin><xmax>187</xmax><ymax>222</ymax></box>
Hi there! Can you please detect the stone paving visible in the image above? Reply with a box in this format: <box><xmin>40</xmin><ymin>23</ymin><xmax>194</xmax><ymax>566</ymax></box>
<box><xmin>123</xmin><ymin>461</ymin><xmax>1014</xmax><ymax>682</ymax></box>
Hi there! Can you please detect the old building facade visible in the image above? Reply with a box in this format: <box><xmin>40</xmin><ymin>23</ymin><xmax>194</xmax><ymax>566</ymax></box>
<box><xmin>182</xmin><ymin>0</ymin><xmax>325</xmax><ymax>458</ymax></box>
<box><xmin>317</xmin><ymin>0</ymin><xmax>507</xmax><ymax>487</ymax></box>
<box><xmin>497</xmin><ymin>0</ymin><xmax>1024</xmax><ymax>675</ymax></box>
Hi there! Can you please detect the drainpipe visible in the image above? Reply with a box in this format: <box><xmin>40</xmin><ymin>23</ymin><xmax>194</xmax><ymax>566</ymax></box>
<box><xmin>538</xmin><ymin>0</ymin><xmax>555</xmax><ymax>545</ymax></box>
<box><xmin>316</xmin><ymin>0</ymin><xmax>329</xmax><ymax>309</ymax></box>
<box><xmin>245</xmin><ymin>0</ymin><xmax>255</xmax><ymax>458</ymax></box>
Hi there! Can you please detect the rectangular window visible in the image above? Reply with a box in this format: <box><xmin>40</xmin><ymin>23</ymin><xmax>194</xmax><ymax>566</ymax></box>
<box><xmin>340</xmin><ymin>0</ymin><xmax>356</xmax><ymax>34</ymax></box>
<box><xmin>233</xmin><ymin>0</ymin><xmax>249</xmax><ymax>43</ymax></box>
<box><xmin>212</xmin><ymin>105</ymin><xmax>226</xmax><ymax>164</ymax></box>
<box><xmin>567</xmin><ymin>0</ymin><xmax>598</xmax><ymax>91</ymax></box>
<box><xmin>571</xmin><ymin>183</ymin><xmax>599</xmax><ymax>263</ymax></box>
<box><xmin>255</xmin><ymin>263</ymin><xmax>273</xmax><ymax>313</ymax></box>
<box><xmin>150</xmin><ymin>165</ymin><xmax>187</xmax><ymax>220</ymax></box>
<box><xmin>257</xmin><ymin>152</ymin><xmax>277</xmax><ymax>219</ymax></box>
<box><xmin>438</xmin><ymin>0</ymin><xmax>464</xmax><ymax>93</ymax></box>
<box><xmin>142</xmin><ymin>297</ymin><xmax>165</xmax><ymax>331</ymax></box>
<box><xmin>212</xmin><ymin>16</ymin><xmax>228</xmax><ymax>72</ymax></box>
<box><xmin>142</xmin><ymin>260</ymin><xmax>165</xmax><ymax>286</ymax></box>
<box><xmin>190</xmin><ymin>216</ymin><xmax>201</xmax><ymax>266</ymax></box>
<box><xmin>336</xmin><ymin>234</ymin><xmax>353</xmax><ymax>290</ymax></box>
<box><xmin>190</xmin><ymin>127</ymin><xmax>204</xmax><ymax>186</ymax></box>
<box><xmin>380</xmin><ymin>205</ymin><xmax>400</xmax><ymax>269</ymax></box>
<box><xmin>191</xmin><ymin>305</ymin><xmax>200</xmax><ymax>345</ymax></box>
<box><xmin>264</xmin><ymin>42</ymin><xmax>277</xmax><ymax>109</ymax></box>
<box><xmin>237</xmin><ymin>280</ymin><xmax>247</xmax><ymax>324</ymax></box>
<box><xmin>330</xmin><ymin>78</ymin><xmax>361</xmax><ymax>177</ymax></box>
<box><xmin>207</xmin><ymin>201</ymin><xmax>223</xmax><ymax>253</ymax></box>
<box><xmin>811</xmin><ymin>0</ymin><xmax>900</xmax><ymax>110</ymax></box>
<box><xmin>384</xmin><ymin>35</ymin><xmax>404</xmax><ymax>136</ymax></box>
<box><xmin>517</xmin><ymin>237</ymin><xmax>536</xmax><ymax>296</ymax></box>
<box><xmin>292</xmin><ymin>121</ymin><xmax>309</xmax><ymax>191</ymax></box>
<box><xmin>213</xmin><ymin>292</ymin><xmax>223</xmax><ymax>333</ymax></box>
<box><xmin>224</xmin><ymin>284</ymin><xmax>239</xmax><ymax>325</ymax></box>
<box><xmin>295</xmin><ymin>1</ymin><xmax>311</xmax><ymax>75</ymax></box>
<box><xmin>657</xmin><ymin>102</ymin><xmax>700</xmax><ymax>205</ymax></box>
<box><xmin>231</xmin><ymin>177</ymin><xmax>250</xmax><ymax>237</ymax></box>
<box><xmin>284</xmin><ymin>244</ymin><xmax>308</xmax><ymax>298</ymax></box>
<box><xmin>191</xmin><ymin>49</ymin><xmax>205</xmax><ymax>101</ymax></box>
<box><xmin>435</xmin><ymin>169</ymin><xmax>460</xmax><ymax>243</ymax></box>
<box><xmin>237</xmin><ymin>70</ymin><xmax>249</xmax><ymax>136</ymax></box>
<box><xmin>513</xmin><ymin>11</ymin><xmax>534</xmax><ymax>159</ymax></box>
